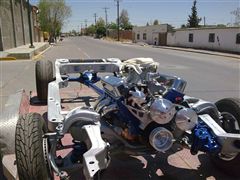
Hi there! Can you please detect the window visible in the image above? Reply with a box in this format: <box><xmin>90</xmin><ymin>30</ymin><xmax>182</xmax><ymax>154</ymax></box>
<box><xmin>236</xmin><ymin>33</ymin><xmax>240</xmax><ymax>44</ymax></box>
<box><xmin>137</xmin><ymin>34</ymin><xmax>140</xmax><ymax>40</ymax></box>
<box><xmin>143</xmin><ymin>33</ymin><xmax>147</xmax><ymax>40</ymax></box>
<box><xmin>209</xmin><ymin>33</ymin><xmax>215</xmax><ymax>43</ymax></box>
<box><xmin>189</xmin><ymin>33</ymin><xmax>193</xmax><ymax>42</ymax></box>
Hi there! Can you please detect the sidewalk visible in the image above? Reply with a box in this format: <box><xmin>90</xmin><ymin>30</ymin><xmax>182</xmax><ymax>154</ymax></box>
<box><xmin>0</xmin><ymin>42</ymin><xmax>49</xmax><ymax>60</ymax></box>
<box><xmin>154</xmin><ymin>45</ymin><xmax>240</xmax><ymax>59</ymax></box>
<box><xmin>122</xmin><ymin>41</ymin><xmax>240</xmax><ymax>59</ymax></box>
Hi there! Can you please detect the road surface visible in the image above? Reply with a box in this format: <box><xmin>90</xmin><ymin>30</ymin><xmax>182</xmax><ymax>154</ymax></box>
<box><xmin>1</xmin><ymin>37</ymin><xmax>239</xmax><ymax>114</ymax></box>
<box><xmin>0</xmin><ymin>36</ymin><xmax>239</xmax><ymax>179</ymax></box>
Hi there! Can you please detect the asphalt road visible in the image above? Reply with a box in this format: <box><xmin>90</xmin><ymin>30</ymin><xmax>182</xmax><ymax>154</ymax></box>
<box><xmin>0</xmin><ymin>37</ymin><xmax>239</xmax><ymax>179</ymax></box>
<box><xmin>1</xmin><ymin>36</ymin><xmax>239</xmax><ymax>113</ymax></box>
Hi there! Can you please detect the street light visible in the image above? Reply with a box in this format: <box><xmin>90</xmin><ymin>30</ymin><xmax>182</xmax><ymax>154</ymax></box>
<box><xmin>27</xmin><ymin>0</ymin><xmax>35</xmax><ymax>48</ymax></box>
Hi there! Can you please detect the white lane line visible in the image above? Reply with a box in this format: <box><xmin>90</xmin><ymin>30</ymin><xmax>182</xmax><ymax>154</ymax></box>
<box><xmin>78</xmin><ymin>48</ymin><xmax>90</xmax><ymax>58</ymax></box>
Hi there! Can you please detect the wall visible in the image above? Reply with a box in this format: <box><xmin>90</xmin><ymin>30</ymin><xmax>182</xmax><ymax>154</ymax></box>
<box><xmin>108</xmin><ymin>30</ymin><xmax>133</xmax><ymax>40</ymax></box>
<box><xmin>133</xmin><ymin>24</ymin><xmax>168</xmax><ymax>45</ymax></box>
<box><xmin>0</xmin><ymin>0</ymin><xmax>15</xmax><ymax>50</ymax></box>
<box><xmin>0</xmin><ymin>0</ymin><xmax>38</xmax><ymax>51</ymax></box>
<box><xmin>167</xmin><ymin>27</ymin><xmax>240</xmax><ymax>53</ymax></box>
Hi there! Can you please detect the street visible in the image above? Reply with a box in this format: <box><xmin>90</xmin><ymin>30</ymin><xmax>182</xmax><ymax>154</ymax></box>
<box><xmin>0</xmin><ymin>37</ymin><xmax>240</xmax><ymax>179</ymax></box>
<box><xmin>1</xmin><ymin>37</ymin><xmax>239</xmax><ymax>114</ymax></box>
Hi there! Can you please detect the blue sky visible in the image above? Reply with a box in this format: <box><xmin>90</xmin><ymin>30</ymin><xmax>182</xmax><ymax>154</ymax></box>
<box><xmin>31</xmin><ymin>0</ymin><xmax>239</xmax><ymax>32</ymax></box>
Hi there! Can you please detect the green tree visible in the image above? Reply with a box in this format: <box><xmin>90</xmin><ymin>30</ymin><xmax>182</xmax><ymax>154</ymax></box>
<box><xmin>95</xmin><ymin>17</ymin><xmax>106</xmax><ymax>37</ymax></box>
<box><xmin>38</xmin><ymin>0</ymin><xmax>71</xmax><ymax>37</ymax></box>
<box><xmin>153</xmin><ymin>19</ymin><xmax>159</xmax><ymax>25</ymax></box>
<box><xmin>187</xmin><ymin>0</ymin><xmax>201</xmax><ymax>27</ymax></box>
<box><xmin>108</xmin><ymin>22</ymin><xmax>118</xmax><ymax>29</ymax></box>
<box><xmin>216</xmin><ymin>24</ymin><xmax>227</xmax><ymax>28</ymax></box>
<box><xmin>86</xmin><ymin>24</ymin><xmax>96</xmax><ymax>35</ymax></box>
<box><xmin>119</xmin><ymin>9</ymin><xmax>133</xmax><ymax>30</ymax></box>
<box><xmin>181</xmin><ymin>24</ymin><xmax>186</xmax><ymax>28</ymax></box>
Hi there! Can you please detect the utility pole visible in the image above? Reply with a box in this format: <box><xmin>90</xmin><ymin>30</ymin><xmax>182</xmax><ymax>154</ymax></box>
<box><xmin>81</xmin><ymin>23</ymin><xmax>83</xmax><ymax>35</ymax></box>
<box><xmin>103</xmin><ymin>7</ymin><xmax>109</xmax><ymax>36</ymax></box>
<box><xmin>85</xmin><ymin>19</ymin><xmax>88</xmax><ymax>29</ymax></box>
<box><xmin>115</xmin><ymin>0</ymin><xmax>121</xmax><ymax>41</ymax></box>
<box><xmin>27</xmin><ymin>0</ymin><xmax>34</xmax><ymax>48</ymax></box>
<box><xmin>204</xmin><ymin>16</ymin><xmax>206</xmax><ymax>26</ymax></box>
<box><xmin>84</xmin><ymin>19</ymin><xmax>88</xmax><ymax>35</ymax></box>
<box><xmin>103</xmin><ymin>7</ymin><xmax>109</xmax><ymax>27</ymax></box>
<box><xmin>93</xmin><ymin>13</ymin><xmax>97</xmax><ymax>26</ymax></box>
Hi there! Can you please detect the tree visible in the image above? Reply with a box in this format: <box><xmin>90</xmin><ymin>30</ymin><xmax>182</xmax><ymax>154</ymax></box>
<box><xmin>146</xmin><ymin>22</ymin><xmax>150</xmax><ymax>26</ymax></box>
<box><xmin>216</xmin><ymin>24</ymin><xmax>227</xmax><ymax>28</ymax></box>
<box><xmin>38</xmin><ymin>0</ymin><xmax>71</xmax><ymax>37</ymax></box>
<box><xmin>153</xmin><ymin>19</ymin><xmax>159</xmax><ymax>25</ymax></box>
<box><xmin>86</xmin><ymin>25</ymin><xmax>96</xmax><ymax>35</ymax></box>
<box><xmin>95</xmin><ymin>17</ymin><xmax>106</xmax><ymax>37</ymax></box>
<box><xmin>231</xmin><ymin>8</ymin><xmax>240</xmax><ymax>26</ymax></box>
<box><xmin>119</xmin><ymin>9</ymin><xmax>133</xmax><ymax>30</ymax></box>
<box><xmin>108</xmin><ymin>22</ymin><xmax>118</xmax><ymax>30</ymax></box>
<box><xmin>181</xmin><ymin>24</ymin><xmax>186</xmax><ymax>28</ymax></box>
<box><xmin>187</xmin><ymin>0</ymin><xmax>201</xmax><ymax>27</ymax></box>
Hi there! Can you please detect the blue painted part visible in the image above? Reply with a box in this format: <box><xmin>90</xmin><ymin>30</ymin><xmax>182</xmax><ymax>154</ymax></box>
<box><xmin>191</xmin><ymin>120</ymin><xmax>220</xmax><ymax>155</ymax></box>
<box><xmin>164</xmin><ymin>88</ymin><xmax>184</xmax><ymax>103</ymax></box>
<box><xmin>68</xmin><ymin>72</ymin><xmax>140</xmax><ymax>136</ymax></box>
<box><xmin>68</xmin><ymin>72</ymin><xmax>104</xmax><ymax>96</ymax></box>
<box><xmin>85</xmin><ymin>81</ymin><xmax>105</xmax><ymax>96</ymax></box>
<box><xmin>68</xmin><ymin>77</ymin><xmax>80</xmax><ymax>82</ymax></box>
<box><xmin>115</xmin><ymin>98</ymin><xmax>141</xmax><ymax>135</ymax></box>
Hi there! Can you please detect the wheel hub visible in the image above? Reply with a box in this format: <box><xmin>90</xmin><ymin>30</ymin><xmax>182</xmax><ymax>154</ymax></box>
<box><xmin>218</xmin><ymin>112</ymin><xmax>240</xmax><ymax>161</ymax></box>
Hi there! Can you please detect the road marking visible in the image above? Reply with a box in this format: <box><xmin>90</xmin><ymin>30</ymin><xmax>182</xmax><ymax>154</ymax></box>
<box><xmin>78</xmin><ymin>48</ymin><xmax>90</xmax><ymax>58</ymax></box>
<box><xmin>32</xmin><ymin>45</ymin><xmax>52</xmax><ymax>61</ymax></box>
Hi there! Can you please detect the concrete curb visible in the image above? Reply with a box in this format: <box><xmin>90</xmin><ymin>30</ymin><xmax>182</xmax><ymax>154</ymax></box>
<box><xmin>120</xmin><ymin>41</ymin><xmax>240</xmax><ymax>60</ymax></box>
<box><xmin>32</xmin><ymin>45</ymin><xmax>52</xmax><ymax>61</ymax></box>
<box><xmin>152</xmin><ymin>46</ymin><xmax>240</xmax><ymax>60</ymax></box>
<box><xmin>0</xmin><ymin>43</ymin><xmax>50</xmax><ymax>61</ymax></box>
<box><xmin>0</xmin><ymin>57</ymin><xmax>17</xmax><ymax>61</ymax></box>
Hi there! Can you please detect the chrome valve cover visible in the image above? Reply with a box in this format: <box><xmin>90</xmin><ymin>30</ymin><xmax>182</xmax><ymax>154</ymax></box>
<box><xmin>150</xmin><ymin>98</ymin><xmax>176</xmax><ymax>124</ymax></box>
<box><xmin>175</xmin><ymin>108</ymin><xmax>198</xmax><ymax>131</ymax></box>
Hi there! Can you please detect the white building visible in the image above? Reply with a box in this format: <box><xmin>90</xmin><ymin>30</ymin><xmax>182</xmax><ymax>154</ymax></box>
<box><xmin>167</xmin><ymin>27</ymin><xmax>240</xmax><ymax>53</ymax></box>
<box><xmin>133</xmin><ymin>24</ymin><xmax>171</xmax><ymax>45</ymax></box>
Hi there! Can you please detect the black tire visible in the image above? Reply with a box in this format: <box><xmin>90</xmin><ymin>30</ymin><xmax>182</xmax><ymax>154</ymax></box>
<box><xmin>15</xmin><ymin>113</ymin><xmax>52</xmax><ymax>180</ymax></box>
<box><xmin>36</xmin><ymin>60</ymin><xmax>53</xmax><ymax>101</ymax></box>
<box><xmin>211</xmin><ymin>98</ymin><xmax>240</xmax><ymax>177</ymax></box>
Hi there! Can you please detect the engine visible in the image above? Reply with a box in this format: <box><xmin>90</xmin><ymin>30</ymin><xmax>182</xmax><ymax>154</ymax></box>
<box><xmin>96</xmin><ymin>58</ymin><xmax>209</xmax><ymax>153</ymax></box>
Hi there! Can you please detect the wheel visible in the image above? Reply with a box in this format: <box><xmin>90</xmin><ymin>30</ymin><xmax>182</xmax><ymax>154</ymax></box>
<box><xmin>35</xmin><ymin>60</ymin><xmax>53</xmax><ymax>101</ymax></box>
<box><xmin>15</xmin><ymin>113</ymin><xmax>53</xmax><ymax>180</ymax></box>
<box><xmin>210</xmin><ymin>98</ymin><xmax>240</xmax><ymax>177</ymax></box>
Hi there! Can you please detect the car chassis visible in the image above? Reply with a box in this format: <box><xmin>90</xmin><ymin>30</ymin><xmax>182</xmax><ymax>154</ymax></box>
<box><xmin>13</xmin><ymin>58</ymin><xmax>240</xmax><ymax>180</ymax></box>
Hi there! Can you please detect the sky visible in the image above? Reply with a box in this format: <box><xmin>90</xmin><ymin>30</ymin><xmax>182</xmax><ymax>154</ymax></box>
<box><xmin>30</xmin><ymin>0</ymin><xmax>240</xmax><ymax>32</ymax></box>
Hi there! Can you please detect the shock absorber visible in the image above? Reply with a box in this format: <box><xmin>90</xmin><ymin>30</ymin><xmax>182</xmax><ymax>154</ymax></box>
<box><xmin>70</xmin><ymin>140</ymin><xmax>87</xmax><ymax>163</ymax></box>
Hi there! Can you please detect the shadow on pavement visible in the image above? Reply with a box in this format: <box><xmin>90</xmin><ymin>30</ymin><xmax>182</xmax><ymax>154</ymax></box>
<box><xmin>68</xmin><ymin>144</ymin><xmax>235</xmax><ymax>180</ymax></box>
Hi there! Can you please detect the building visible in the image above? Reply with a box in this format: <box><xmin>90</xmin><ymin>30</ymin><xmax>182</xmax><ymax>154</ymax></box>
<box><xmin>167</xmin><ymin>27</ymin><xmax>240</xmax><ymax>53</ymax></box>
<box><xmin>132</xmin><ymin>24</ymin><xmax>172</xmax><ymax>46</ymax></box>
<box><xmin>0</xmin><ymin>0</ymin><xmax>41</xmax><ymax>51</ymax></box>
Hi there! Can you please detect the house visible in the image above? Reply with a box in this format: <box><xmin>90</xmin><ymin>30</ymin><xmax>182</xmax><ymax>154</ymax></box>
<box><xmin>132</xmin><ymin>24</ymin><xmax>172</xmax><ymax>46</ymax></box>
<box><xmin>167</xmin><ymin>27</ymin><xmax>240</xmax><ymax>53</ymax></box>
